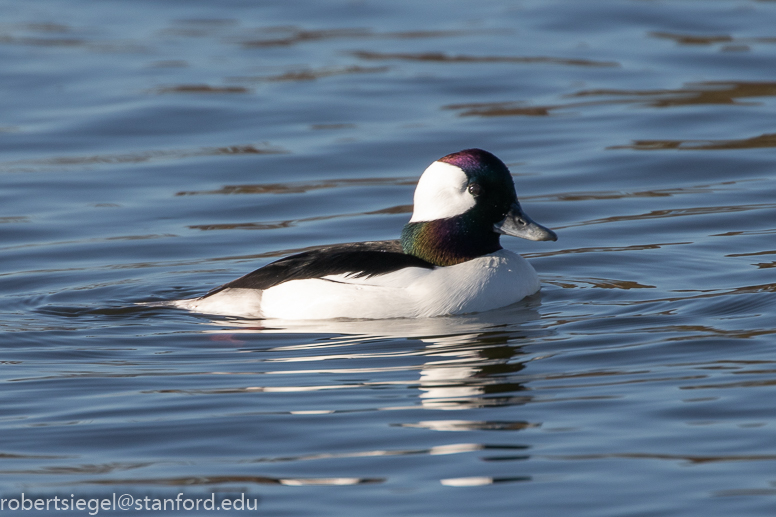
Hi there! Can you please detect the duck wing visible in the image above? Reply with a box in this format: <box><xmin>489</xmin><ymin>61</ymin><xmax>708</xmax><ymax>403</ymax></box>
<box><xmin>204</xmin><ymin>240</ymin><xmax>434</xmax><ymax>296</ymax></box>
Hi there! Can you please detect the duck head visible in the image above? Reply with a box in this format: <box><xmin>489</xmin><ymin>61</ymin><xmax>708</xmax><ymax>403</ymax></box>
<box><xmin>401</xmin><ymin>148</ymin><xmax>557</xmax><ymax>266</ymax></box>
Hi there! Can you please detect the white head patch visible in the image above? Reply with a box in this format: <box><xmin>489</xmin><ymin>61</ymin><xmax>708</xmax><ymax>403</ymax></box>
<box><xmin>409</xmin><ymin>161</ymin><xmax>475</xmax><ymax>222</ymax></box>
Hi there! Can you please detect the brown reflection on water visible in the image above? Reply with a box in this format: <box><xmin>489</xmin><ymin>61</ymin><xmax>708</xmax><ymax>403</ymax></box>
<box><xmin>526</xmin><ymin>242</ymin><xmax>691</xmax><ymax>260</ymax></box>
<box><xmin>175</xmin><ymin>173</ymin><xmax>418</xmax><ymax>232</ymax></box>
<box><xmin>0</xmin><ymin>216</ymin><xmax>30</xmax><ymax>224</ymax></box>
<box><xmin>15</xmin><ymin>242</ymin><xmax>329</xmax><ymax>273</ymax></box>
<box><xmin>652</xmin><ymin>325</ymin><xmax>776</xmax><ymax>342</ymax></box>
<box><xmin>147</xmin><ymin>60</ymin><xmax>189</xmax><ymax>68</ymax></box>
<box><xmin>242</xmin><ymin>27</ymin><xmax>371</xmax><ymax>48</ymax></box>
<box><xmin>532</xmin><ymin>371</ymin><xmax>705</xmax><ymax>392</ymax></box>
<box><xmin>229</xmin><ymin>65</ymin><xmax>389</xmax><ymax>83</ymax></box>
<box><xmin>650</xmin><ymin>31</ymin><xmax>776</xmax><ymax>47</ymax></box>
<box><xmin>448</xmin><ymin>81</ymin><xmax>776</xmax><ymax>119</ymax></box>
<box><xmin>551</xmin><ymin>452</ymin><xmax>776</xmax><ymax>464</ymax></box>
<box><xmin>350</xmin><ymin>51</ymin><xmax>619</xmax><ymax>68</ymax></box>
<box><xmin>559</xmin><ymin>203</ymin><xmax>776</xmax><ymax>229</ymax></box>
<box><xmin>4</xmin><ymin>462</ymin><xmax>152</xmax><ymax>475</ymax></box>
<box><xmin>0</xmin><ymin>34</ymin><xmax>86</xmax><ymax>47</ymax></box>
<box><xmin>714</xmin><ymin>228</ymin><xmax>776</xmax><ymax>238</ymax></box>
<box><xmin>188</xmin><ymin>221</ymin><xmax>295</xmax><ymax>232</ymax></box>
<box><xmin>588</xmin><ymin>283</ymin><xmax>776</xmax><ymax>310</ymax></box>
<box><xmin>158</xmin><ymin>18</ymin><xmax>239</xmax><ymax>38</ymax></box>
<box><xmin>572</xmin><ymin>81</ymin><xmax>776</xmax><ymax>108</ymax></box>
<box><xmin>611</xmin><ymin>133</ymin><xmax>776</xmax><ymax>150</ymax></box>
<box><xmin>21</xmin><ymin>23</ymin><xmax>72</xmax><ymax>33</ymax></box>
<box><xmin>187</xmin><ymin>204</ymin><xmax>411</xmax><ymax>231</ymax></box>
<box><xmin>310</xmin><ymin>123</ymin><xmax>357</xmax><ymax>130</ymax></box>
<box><xmin>542</xmin><ymin>182</ymin><xmax>735</xmax><ymax>202</ymax></box>
<box><xmin>650</xmin><ymin>32</ymin><xmax>735</xmax><ymax>45</ymax></box>
<box><xmin>445</xmin><ymin>81</ymin><xmax>776</xmax><ymax>118</ymax></box>
<box><xmin>252</xmin><ymin>66</ymin><xmax>388</xmax><ymax>83</ymax></box>
<box><xmin>153</xmin><ymin>84</ymin><xmax>251</xmax><ymax>94</ymax></box>
<box><xmin>0</xmin><ymin>23</ymin><xmax>147</xmax><ymax>52</ymax></box>
<box><xmin>176</xmin><ymin>177</ymin><xmax>415</xmax><ymax>196</ymax></box>
<box><xmin>444</xmin><ymin>102</ymin><xmax>555</xmax><ymax>117</ymax></box>
<box><xmin>545</xmin><ymin>278</ymin><xmax>655</xmax><ymax>290</ymax></box>
<box><xmin>1</xmin><ymin>233</ymin><xmax>176</xmax><ymax>258</ymax></box>
<box><xmin>453</xmin><ymin>81</ymin><xmax>776</xmax><ymax>120</ymax></box>
<box><xmin>240</xmin><ymin>26</ymin><xmax>502</xmax><ymax>48</ymax></box>
<box><xmin>716</xmin><ymin>487</ymin><xmax>776</xmax><ymax>497</ymax></box>
<box><xmin>682</xmin><ymin>377</ymin><xmax>776</xmax><ymax>390</ymax></box>
<box><xmin>0</xmin><ymin>144</ymin><xmax>285</xmax><ymax>173</ymax></box>
<box><xmin>0</xmin><ymin>23</ymin><xmax>86</xmax><ymax>48</ymax></box>
<box><xmin>726</xmin><ymin>247</ymin><xmax>776</xmax><ymax>257</ymax></box>
<box><xmin>0</xmin><ymin>452</ymin><xmax>66</xmax><ymax>460</ymax></box>
<box><xmin>370</xmin><ymin>205</ymin><xmax>413</xmax><ymax>214</ymax></box>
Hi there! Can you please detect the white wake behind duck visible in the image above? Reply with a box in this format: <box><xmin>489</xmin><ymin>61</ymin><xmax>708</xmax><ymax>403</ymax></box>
<box><xmin>170</xmin><ymin>149</ymin><xmax>557</xmax><ymax>319</ymax></box>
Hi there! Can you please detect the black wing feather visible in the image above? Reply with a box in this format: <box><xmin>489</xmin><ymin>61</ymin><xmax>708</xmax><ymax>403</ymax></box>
<box><xmin>204</xmin><ymin>240</ymin><xmax>434</xmax><ymax>297</ymax></box>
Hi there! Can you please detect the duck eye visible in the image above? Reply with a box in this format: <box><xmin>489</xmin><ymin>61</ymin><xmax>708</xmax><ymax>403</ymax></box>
<box><xmin>467</xmin><ymin>183</ymin><xmax>482</xmax><ymax>197</ymax></box>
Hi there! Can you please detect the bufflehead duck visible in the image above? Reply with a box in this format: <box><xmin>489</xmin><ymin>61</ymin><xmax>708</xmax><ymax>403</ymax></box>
<box><xmin>171</xmin><ymin>149</ymin><xmax>557</xmax><ymax>319</ymax></box>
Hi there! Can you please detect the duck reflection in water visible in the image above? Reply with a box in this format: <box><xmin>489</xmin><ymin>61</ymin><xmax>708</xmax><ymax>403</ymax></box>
<box><xmin>197</xmin><ymin>302</ymin><xmax>544</xmax><ymax>486</ymax></box>
<box><xmin>205</xmin><ymin>299</ymin><xmax>543</xmax><ymax>413</ymax></box>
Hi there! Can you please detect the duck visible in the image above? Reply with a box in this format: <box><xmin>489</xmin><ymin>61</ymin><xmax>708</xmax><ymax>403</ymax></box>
<box><xmin>170</xmin><ymin>149</ymin><xmax>557</xmax><ymax>320</ymax></box>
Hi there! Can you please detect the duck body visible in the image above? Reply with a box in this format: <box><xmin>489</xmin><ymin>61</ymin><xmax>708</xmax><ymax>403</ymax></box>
<box><xmin>174</xmin><ymin>242</ymin><xmax>538</xmax><ymax>319</ymax></box>
<box><xmin>170</xmin><ymin>149</ymin><xmax>556</xmax><ymax>320</ymax></box>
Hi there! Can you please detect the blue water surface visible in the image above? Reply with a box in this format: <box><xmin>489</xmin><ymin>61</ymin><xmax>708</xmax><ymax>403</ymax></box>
<box><xmin>1</xmin><ymin>1</ymin><xmax>776</xmax><ymax>515</ymax></box>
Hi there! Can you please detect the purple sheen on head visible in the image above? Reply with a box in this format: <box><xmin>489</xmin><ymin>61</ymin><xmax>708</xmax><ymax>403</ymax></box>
<box><xmin>437</xmin><ymin>148</ymin><xmax>509</xmax><ymax>175</ymax></box>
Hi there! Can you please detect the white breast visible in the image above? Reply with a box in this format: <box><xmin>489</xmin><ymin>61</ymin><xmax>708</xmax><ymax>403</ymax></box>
<box><xmin>181</xmin><ymin>249</ymin><xmax>540</xmax><ymax>320</ymax></box>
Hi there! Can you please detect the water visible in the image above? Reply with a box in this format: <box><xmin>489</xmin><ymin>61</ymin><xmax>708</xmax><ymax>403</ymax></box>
<box><xmin>1</xmin><ymin>0</ymin><xmax>776</xmax><ymax>515</ymax></box>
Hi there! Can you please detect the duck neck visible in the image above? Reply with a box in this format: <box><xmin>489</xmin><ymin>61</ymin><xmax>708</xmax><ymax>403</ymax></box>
<box><xmin>401</xmin><ymin>215</ymin><xmax>502</xmax><ymax>267</ymax></box>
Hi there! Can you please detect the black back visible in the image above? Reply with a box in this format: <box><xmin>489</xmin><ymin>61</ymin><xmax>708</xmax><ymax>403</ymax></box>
<box><xmin>204</xmin><ymin>240</ymin><xmax>435</xmax><ymax>297</ymax></box>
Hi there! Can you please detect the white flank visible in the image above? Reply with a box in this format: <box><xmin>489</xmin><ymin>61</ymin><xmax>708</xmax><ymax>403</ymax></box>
<box><xmin>170</xmin><ymin>250</ymin><xmax>540</xmax><ymax>320</ymax></box>
<box><xmin>409</xmin><ymin>161</ymin><xmax>475</xmax><ymax>222</ymax></box>
<box><xmin>171</xmin><ymin>288</ymin><xmax>263</xmax><ymax>318</ymax></box>
<box><xmin>257</xmin><ymin>249</ymin><xmax>539</xmax><ymax>319</ymax></box>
